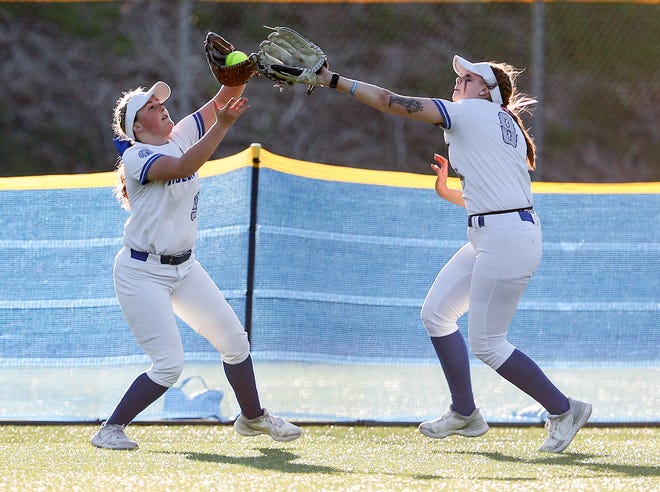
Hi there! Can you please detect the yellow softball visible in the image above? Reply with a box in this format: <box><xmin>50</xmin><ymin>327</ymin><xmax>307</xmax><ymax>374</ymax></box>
<box><xmin>225</xmin><ymin>51</ymin><xmax>248</xmax><ymax>66</ymax></box>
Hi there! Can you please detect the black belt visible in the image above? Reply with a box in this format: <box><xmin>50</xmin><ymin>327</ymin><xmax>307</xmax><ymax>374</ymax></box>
<box><xmin>130</xmin><ymin>248</ymin><xmax>192</xmax><ymax>265</ymax></box>
<box><xmin>468</xmin><ymin>207</ymin><xmax>534</xmax><ymax>227</ymax></box>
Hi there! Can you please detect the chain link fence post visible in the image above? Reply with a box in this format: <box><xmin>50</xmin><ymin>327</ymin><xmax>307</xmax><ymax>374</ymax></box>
<box><xmin>531</xmin><ymin>0</ymin><xmax>545</xmax><ymax>181</ymax></box>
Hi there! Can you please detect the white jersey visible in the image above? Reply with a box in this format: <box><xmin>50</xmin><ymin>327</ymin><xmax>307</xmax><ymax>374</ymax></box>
<box><xmin>433</xmin><ymin>98</ymin><xmax>533</xmax><ymax>215</ymax></box>
<box><xmin>121</xmin><ymin>112</ymin><xmax>206</xmax><ymax>255</ymax></box>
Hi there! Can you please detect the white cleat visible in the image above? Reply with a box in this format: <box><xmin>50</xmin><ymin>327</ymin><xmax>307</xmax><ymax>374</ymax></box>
<box><xmin>234</xmin><ymin>409</ymin><xmax>301</xmax><ymax>442</ymax></box>
<box><xmin>539</xmin><ymin>397</ymin><xmax>592</xmax><ymax>453</ymax></box>
<box><xmin>418</xmin><ymin>408</ymin><xmax>489</xmax><ymax>439</ymax></box>
<box><xmin>90</xmin><ymin>422</ymin><xmax>138</xmax><ymax>450</ymax></box>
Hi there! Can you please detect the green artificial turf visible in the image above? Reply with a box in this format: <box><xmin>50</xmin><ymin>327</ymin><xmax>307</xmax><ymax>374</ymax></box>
<box><xmin>1</xmin><ymin>425</ymin><xmax>657</xmax><ymax>491</ymax></box>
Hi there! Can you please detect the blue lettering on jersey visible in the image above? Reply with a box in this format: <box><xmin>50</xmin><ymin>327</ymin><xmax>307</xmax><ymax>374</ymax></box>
<box><xmin>498</xmin><ymin>111</ymin><xmax>518</xmax><ymax>148</ymax></box>
<box><xmin>166</xmin><ymin>174</ymin><xmax>196</xmax><ymax>186</ymax></box>
<box><xmin>138</xmin><ymin>148</ymin><xmax>154</xmax><ymax>158</ymax></box>
<box><xmin>191</xmin><ymin>191</ymin><xmax>199</xmax><ymax>221</ymax></box>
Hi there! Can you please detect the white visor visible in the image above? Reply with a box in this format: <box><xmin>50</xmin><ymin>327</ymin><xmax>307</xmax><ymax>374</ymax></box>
<box><xmin>452</xmin><ymin>55</ymin><xmax>503</xmax><ymax>105</ymax></box>
<box><xmin>124</xmin><ymin>81</ymin><xmax>171</xmax><ymax>141</ymax></box>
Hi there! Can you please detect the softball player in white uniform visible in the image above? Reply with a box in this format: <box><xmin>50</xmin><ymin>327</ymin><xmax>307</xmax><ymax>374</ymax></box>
<box><xmin>315</xmin><ymin>56</ymin><xmax>591</xmax><ymax>453</ymax></box>
<box><xmin>91</xmin><ymin>80</ymin><xmax>300</xmax><ymax>449</ymax></box>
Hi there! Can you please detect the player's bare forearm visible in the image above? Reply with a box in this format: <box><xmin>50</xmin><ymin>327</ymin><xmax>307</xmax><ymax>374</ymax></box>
<box><xmin>431</xmin><ymin>156</ymin><xmax>465</xmax><ymax>208</ymax></box>
<box><xmin>318</xmin><ymin>67</ymin><xmax>442</xmax><ymax>124</ymax></box>
<box><xmin>200</xmin><ymin>84</ymin><xmax>245</xmax><ymax>128</ymax></box>
<box><xmin>149</xmin><ymin>125</ymin><xmax>229</xmax><ymax>181</ymax></box>
<box><xmin>183</xmin><ymin>97</ymin><xmax>248</xmax><ymax>173</ymax></box>
<box><xmin>147</xmin><ymin>98</ymin><xmax>248</xmax><ymax>181</ymax></box>
<box><xmin>434</xmin><ymin>171</ymin><xmax>465</xmax><ymax>207</ymax></box>
<box><xmin>199</xmin><ymin>86</ymin><xmax>246</xmax><ymax>126</ymax></box>
<box><xmin>218</xmin><ymin>84</ymin><xmax>246</xmax><ymax>103</ymax></box>
<box><xmin>437</xmin><ymin>188</ymin><xmax>466</xmax><ymax>208</ymax></box>
<box><xmin>345</xmin><ymin>80</ymin><xmax>439</xmax><ymax>124</ymax></box>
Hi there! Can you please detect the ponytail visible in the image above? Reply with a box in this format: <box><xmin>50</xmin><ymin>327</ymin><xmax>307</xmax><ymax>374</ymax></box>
<box><xmin>491</xmin><ymin>63</ymin><xmax>537</xmax><ymax>171</ymax></box>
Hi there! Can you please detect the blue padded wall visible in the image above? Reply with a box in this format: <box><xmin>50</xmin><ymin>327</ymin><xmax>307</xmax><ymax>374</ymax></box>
<box><xmin>0</xmin><ymin>162</ymin><xmax>657</xmax><ymax>422</ymax></box>
<box><xmin>250</xmin><ymin>168</ymin><xmax>659</xmax><ymax>366</ymax></box>
<box><xmin>0</xmin><ymin>167</ymin><xmax>252</xmax><ymax>363</ymax></box>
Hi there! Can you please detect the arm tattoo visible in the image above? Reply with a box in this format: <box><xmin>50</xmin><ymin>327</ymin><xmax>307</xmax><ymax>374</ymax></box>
<box><xmin>389</xmin><ymin>96</ymin><xmax>423</xmax><ymax>113</ymax></box>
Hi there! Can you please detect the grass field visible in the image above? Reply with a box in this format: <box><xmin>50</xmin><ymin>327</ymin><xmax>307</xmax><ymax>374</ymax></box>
<box><xmin>1</xmin><ymin>424</ymin><xmax>657</xmax><ymax>491</ymax></box>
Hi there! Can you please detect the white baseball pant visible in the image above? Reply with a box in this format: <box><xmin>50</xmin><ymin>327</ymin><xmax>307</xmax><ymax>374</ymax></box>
<box><xmin>421</xmin><ymin>211</ymin><xmax>542</xmax><ymax>369</ymax></box>
<box><xmin>113</xmin><ymin>246</ymin><xmax>250</xmax><ymax>387</ymax></box>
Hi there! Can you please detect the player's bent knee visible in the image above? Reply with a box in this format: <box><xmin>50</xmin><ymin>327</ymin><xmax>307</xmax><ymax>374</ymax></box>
<box><xmin>421</xmin><ymin>304</ymin><xmax>459</xmax><ymax>337</ymax></box>
<box><xmin>148</xmin><ymin>357</ymin><xmax>185</xmax><ymax>387</ymax></box>
<box><xmin>420</xmin><ymin>303</ymin><xmax>433</xmax><ymax>331</ymax></box>
<box><xmin>221</xmin><ymin>350</ymin><xmax>250</xmax><ymax>365</ymax></box>
<box><xmin>470</xmin><ymin>341</ymin><xmax>515</xmax><ymax>369</ymax></box>
<box><xmin>471</xmin><ymin>350</ymin><xmax>501</xmax><ymax>369</ymax></box>
<box><xmin>205</xmin><ymin>329</ymin><xmax>249</xmax><ymax>358</ymax></box>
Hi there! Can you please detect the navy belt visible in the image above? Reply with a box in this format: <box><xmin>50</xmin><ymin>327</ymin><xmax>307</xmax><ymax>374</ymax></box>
<box><xmin>468</xmin><ymin>207</ymin><xmax>534</xmax><ymax>227</ymax></box>
<box><xmin>130</xmin><ymin>248</ymin><xmax>192</xmax><ymax>265</ymax></box>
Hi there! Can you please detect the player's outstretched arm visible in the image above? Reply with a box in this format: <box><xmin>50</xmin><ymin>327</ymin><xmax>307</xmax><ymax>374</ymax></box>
<box><xmin>316</xmin><ymin>66</ymin><xmax>443</xmax><ymax>125</ymax></box>
<box><xmin>198</xmin><ymin>85</ymin><xmax>247</xmax><ymax>129</ymax></box>
<box><xmin>146</xmin><ymin>97</ymin><xmax>250</xmax><ymax>182</ymax></box>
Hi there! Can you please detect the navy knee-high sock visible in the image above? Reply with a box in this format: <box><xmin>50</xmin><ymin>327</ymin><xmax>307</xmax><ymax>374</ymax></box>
<box><xmin>430</xmin><ymin>331</ymin><xmax>476</xmax><ymax>416</ymax></box>
<box><xmin>223</xmin><ymin>355</ymin><xmax>262</xmax><ymax>420</ymax></box>
<box><xmin>106</xmin><ymin>372</ymin><xmax>169</xmax><ymax>426</ymax></box>
<box><xmin>496</xmin><ymin>349</ymin><xmax>569</xmax><ymax>415</ymax></box>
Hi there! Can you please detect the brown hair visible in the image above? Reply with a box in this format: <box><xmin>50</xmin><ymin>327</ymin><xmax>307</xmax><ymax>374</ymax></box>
<box><xmin>113</xmin><ymin>160</ymin><xmax>129</xmax><ymax>211</ymax></box>
<box><xmin>490</xmin><ymin>63</ymin><xmax>537</xmax><ymax>171</ymax></box>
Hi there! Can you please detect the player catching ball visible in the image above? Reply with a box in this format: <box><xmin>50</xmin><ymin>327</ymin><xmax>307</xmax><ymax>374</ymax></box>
<box><xmin>256</xmin><ymin>34</ymin><xmax>591</xmax><ymax>452</ymax></box>
<box><xmin>90</xmin><ymin>36</ymin><xmax>300</xmax><ymax>450</ymax></box>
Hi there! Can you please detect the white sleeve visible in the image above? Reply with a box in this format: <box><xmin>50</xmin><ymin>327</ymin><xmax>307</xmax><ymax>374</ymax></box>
<box><xmin>122</xmin><ymin>146</ymin><xmax>164</xmax><ymax>185</ymax></box>
<box><xmin>169</xmin><ymin>111</ymin><xmax>206</xmax><ymax>152</ymax></box>
<box><xmin>431</xmin><ymin>99</ymin><xmax>468</xmax><ymax>131</ymax></box>
<box><xmin>121</xmin><ymin>110</ymin><xmax>207</xmax><ymax>186</ymax></box>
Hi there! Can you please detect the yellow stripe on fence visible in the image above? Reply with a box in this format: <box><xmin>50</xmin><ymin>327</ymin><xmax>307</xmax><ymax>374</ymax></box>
<box><xmin>0</xmin><ymin>144</ymin><xmax>658</xmax><ymax>193</ymax></box>
<box><xmin>252</xmin><ymin>147</ymin><xmax>660</xmax><ymax>193</ymax></box>
<box><xmin>256</xmin><ymin>146</ymin><xmax>444</xmax><ymax>189</ymax></box>
<box><xmin>0</xmin><ymin>171</ymin><xmax>117</xmax><ymax>190</ymax></box>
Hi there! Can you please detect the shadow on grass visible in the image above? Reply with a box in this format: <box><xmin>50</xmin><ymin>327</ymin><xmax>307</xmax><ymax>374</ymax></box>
<box><xmin>157</xmin><ymin>447</ymin><xmax>346</xmax><ymax>474</ymax></box>
<box><xmin>452</xmin><ymin>450</ymin><xmax>659</xmax><ymax>478</ymax></box>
